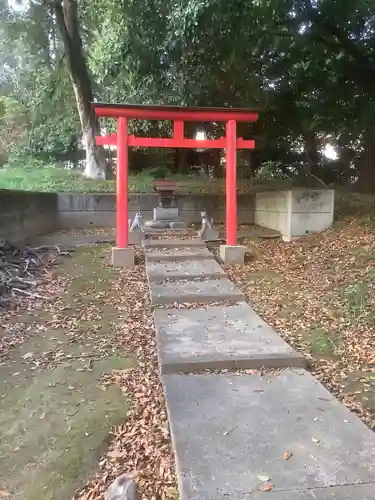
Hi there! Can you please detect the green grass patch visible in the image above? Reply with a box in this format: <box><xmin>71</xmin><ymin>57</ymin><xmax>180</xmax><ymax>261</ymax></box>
<box><xmin>343</xmin><ymin>282</ymin><xmax>370</xmax><ymax>319</ymax></box>
<box><xmin>0</xmin><ymin>244</ymin><xmax>136</xmax><ymax>499</ymax></box>
<box><xmin>302</xmin><ymin>327</ymin><xmax>342</xmax><ymax>359</ymax></box>
<box><xmin>0</xmin><ymin>164</ymin><xmax>225</xmax><ymax>193</ymax></box>
<box><xmin>0</xmin><ymin>162</ymin><xmax>294</xmax><ymax>193</ymax></box>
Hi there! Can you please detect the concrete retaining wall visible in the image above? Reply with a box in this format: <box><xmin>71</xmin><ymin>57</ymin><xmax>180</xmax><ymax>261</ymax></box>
<box><xmin>0</xmin><ymin>190</ymin><xmax>58</xmax><ymax>245</ymax></box>
<box><xmin>57</xmin><ymin>193</ymin><xmax>256</xmax><ymax>228</ymax></box>
<box><xmin>0</xmin><ymin>189</ymin><xmax>334</xmax><ymax>243</ymax></box>
<box><xmin>255</xmin><ymin>189</ymin><xmax>335</xmax><ymax>241</ymax></box>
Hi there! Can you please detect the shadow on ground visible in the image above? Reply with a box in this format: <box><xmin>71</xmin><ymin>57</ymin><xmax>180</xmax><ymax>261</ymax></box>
<box><xmin>0</xmin><ymin>245</ymin><xmax>134</xmax><ymax>500</ymax></box>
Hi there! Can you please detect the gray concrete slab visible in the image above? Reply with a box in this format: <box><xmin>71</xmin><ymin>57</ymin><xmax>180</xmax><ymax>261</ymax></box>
<box><xmin>163</xmin><ymin>370</ymin><xmax>375</xmax><ymax>500</ymax></box>
<box><xmin>150</xmin><ymin>278</ymin><xmax>245</xmax><ymax>306</ymax></box>
<box><xmin>144</xmin><ymin>238</ymin><xmax>205</xmax><ymax>249</ymax></box>
<box><xmin>154</xmin><ymin>302</ymin><xmax>306</xmax><ymax>373</ymax></box>
<box><xmin>144</xmin><ymin>228</ymin><xmax>196</xmax><ymax>236</ymax></box>
<box><xmin>250</xmin><ymin>485</ymin><xmax>375</xmax><ymax>499</ymax></box>
<box><xmin>147</xmin><ymin>259</ymin><xmax>225</xmax><ymax>282</ymax></box>
<box><xmin>311</xmin><ymin>485</ymin><xmax>375</xmax><ymax>500</ymax></box>
<box><xmin>145</xmin><ymin>247</ymin><xmax>214</xmax><ymax>262</ymax></box>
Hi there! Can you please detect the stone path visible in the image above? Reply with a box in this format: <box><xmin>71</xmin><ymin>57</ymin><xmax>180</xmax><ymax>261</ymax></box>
<box><xmin>144</xmin><ymin>237</ymin><xmax>375</xmax><ymax>500</ymax></box>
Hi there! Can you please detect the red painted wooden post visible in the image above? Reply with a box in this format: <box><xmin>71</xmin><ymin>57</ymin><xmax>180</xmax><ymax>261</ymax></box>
<box><xmin>93</xmin><ymin>104</ymin><xmax>259</xmax><ymax>257</ymax></box>
<box><xmin>174</xmin><ymin>120</ymin><xmax>184</xmax><ymax>141</ymax></box>
<box><xmin>226</xmin><ymin>119</ymin><xmax>237</xmax><ymax>246</ymax></box>
<box><xmin>117</xmin><ymin>117</ymin><xmax>129</xmax><ymax>248</ymax></box>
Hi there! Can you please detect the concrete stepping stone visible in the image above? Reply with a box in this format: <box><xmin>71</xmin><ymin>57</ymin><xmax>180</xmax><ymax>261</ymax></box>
<box><xmin>144</xmin><ymin>228</ymin><xmax>196</xmax><ymax>236</ymax></box>
<box><xmin>163</xmin><ymin>369</ymin><xmax>375</xmax><ymax>500</ymax></box>
<box><xmin>150</xmin><ymin>278</ymin><xmax>244</xmax><ymax>306</ymax></box>
<box><xmin>144</xmin><ymin>238</ymin><xmax>204</xmax><ymax>249</ymax></box>
<box><xmin>145</xmin><ymin>247</ymin><xmax>213</xmax><ymax>262</ymax></box>
<box><xmin>249</xmin><ymin>485</ymin><xmax>375</xmax><ymax>499</ymax></box>
<box><xmin>154</xmin><ymin>302</ymin><xmax>305</xmax><ymax>373</ymax></box>
<box><xmin>147</xmin><ymin>259</ymin><xmax>225</xmax><ymax>282</ymax></box>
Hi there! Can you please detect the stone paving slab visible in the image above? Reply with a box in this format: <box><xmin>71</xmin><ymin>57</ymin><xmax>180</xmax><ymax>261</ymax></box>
<box><xmin>147</xmin><ymin>259</ymin><xmax>225</xmax><ymax>282</ymax></box>
<box><xmin>163</xmin><ymin>370</ymin><xmax>375</xmax><ymax>500</ymax></box>
<box><xmin>249</xmin><ymin>485</ymin><xmax>375</xmax><ymax>499</ymax></box>
<box><xmin>144</xmin><ymin>228</ymin><xmax>196</xmax><ymax>236</ymax></box>
<box><xmin>150</xmin><ymin>278</ymin><xmax>244</xmax><ymax>306</ymax></box>
<box><xmin>145</xmin><ymin>247</ymin><xmax>214</xmax><ymax>262</ymax></box>
<box><xmin>154</xmin><ymin>302</ymin><xmax>305</xmax><ymax>373</ymax></box>
<box><xmin>144</xmin><ymin>238</ymin><xmax>205</xmax><ymax>249</ymax></box>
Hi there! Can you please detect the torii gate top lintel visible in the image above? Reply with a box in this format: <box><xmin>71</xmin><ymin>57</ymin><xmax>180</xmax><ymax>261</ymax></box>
<box><xmin>93</xmin><ymin>102</ymin><xmax>259</xmax><ymax>251</ymax></box>
<box><xmin>93</xmin><ymin>102</ymin><xmax>259</xmax><ymax>122</ymax></box>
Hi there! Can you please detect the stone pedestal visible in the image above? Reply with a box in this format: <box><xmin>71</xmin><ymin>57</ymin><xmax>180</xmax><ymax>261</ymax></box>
<box><xmin>153</xmin><ymin>207</ymin><xmax>179</xmax><ymax>221</ymax></box>
<box><xmin>219</xmin><ymin>245</ymin><xmax>246</xmax><ymax>265</ymax></box>
<box><xmin>145</xmin><ymin>205</ymin><xmax>187</xmax><ymax>230</ymax></box>
<box><xmin>111</xmin><ymin>247</ymin><xmax>135</xmax><ymax>267</ymax></box>
<box><xmin>199</xmin><ymin>227</ymin><xmax>220</xmax><ymax>241</ymax></box>
<box><xmin>128</xmin><ymin>232</ymin><xmax>143</xmax><ymax>244</ymax></box>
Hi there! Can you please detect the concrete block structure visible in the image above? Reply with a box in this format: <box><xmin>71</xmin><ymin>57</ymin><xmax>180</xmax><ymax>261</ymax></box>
<box><xmin>255</xmin><ymin>189</ymin><xmax>335</xmax><ymax>241</ymax></box>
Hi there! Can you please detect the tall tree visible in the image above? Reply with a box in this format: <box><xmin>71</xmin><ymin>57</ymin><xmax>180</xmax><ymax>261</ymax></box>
<box><xmin>53</xmin><ymin>0</ymin><xmax>106</xmax><ymax>179</ymax></box>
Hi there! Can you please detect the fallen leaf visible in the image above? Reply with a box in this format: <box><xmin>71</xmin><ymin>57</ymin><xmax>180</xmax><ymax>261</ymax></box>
<box><xmin>258</xmin><ymin>475</ymin><xmax>271</xmax><ymax>482</ymax></box>
<box><xmin>282</xmin><ymin>450</ymin><xmax>293</xmax><ymax>460</ymax></box>
<box><xmin>227</xmin><ymin>218</ymin><xmax>375</xmax><ymax>456</ymax></box>
<box><xmin>107</xmin><ymin>450</ymin><xmax>123</xmax><ymax>459</ymax></box>
<box><xmin>259</xmin><ymin>483</ymin><xmax>274</xmax><ymax>492</ymax></box>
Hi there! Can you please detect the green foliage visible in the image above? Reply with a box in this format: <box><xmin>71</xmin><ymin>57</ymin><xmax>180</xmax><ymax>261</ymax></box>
<box><xmin>144</xmin><ymin>166</ymin><xmax>171</xmax><ymax>179</ymax></box>
<box><xmin>3</xmin><ymin>0</ymin><xmax>375</xmax><ymax>188</ymax></box>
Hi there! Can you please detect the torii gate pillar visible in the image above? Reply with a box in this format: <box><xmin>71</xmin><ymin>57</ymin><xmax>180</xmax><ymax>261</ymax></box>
<box><xmin>93</xmin><ymin>103</ymin><xmax>259</xmax><ymax>267</ymax></box>
<box><xmin>219</xmin><ymin>119</ymin><xmax>246</xmax><ymax>265</ymax></box>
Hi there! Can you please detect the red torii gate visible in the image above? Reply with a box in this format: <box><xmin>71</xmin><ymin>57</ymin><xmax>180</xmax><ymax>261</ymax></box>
<box><xmin>93</xmin><ymin>103</ymin><xmax>259</xmax><ymax>265</ymax></box>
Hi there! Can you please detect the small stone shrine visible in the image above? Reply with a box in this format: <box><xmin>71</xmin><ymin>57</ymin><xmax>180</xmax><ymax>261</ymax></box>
<box><xmin>144</xmin><ymin>179</ymin><xmax>187</xmax><ymax>230</ymax></box>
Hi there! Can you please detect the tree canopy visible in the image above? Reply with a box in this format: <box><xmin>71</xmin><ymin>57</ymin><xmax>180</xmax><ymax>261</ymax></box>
<box><xmin>1</xmin><ymin>0</ymin><xmax>375</xmax><ymax>188</ymax></box>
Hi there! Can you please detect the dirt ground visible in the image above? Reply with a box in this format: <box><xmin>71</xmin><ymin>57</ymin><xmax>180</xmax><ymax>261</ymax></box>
<box><xmin>0</xmin><ymin>246</ymin><xmax>134</xmax><ymax>499</ymax></box>
<box><xmin>227</xmin><ymin>215</ymin><xmax>375</xmax><ymax>429</ymax></box>
<box><xmin>0</xmin><ymin>245</ymin><xmax>175</xmax><ymax>500</ymax></box>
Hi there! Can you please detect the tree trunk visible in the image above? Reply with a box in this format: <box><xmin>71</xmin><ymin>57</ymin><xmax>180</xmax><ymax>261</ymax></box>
<box><xmin>304</xmin><ymin>131</ymin><xmax>321</xmax><ymax>174</ymax></box>
<box><xmin>53</xmin><ymin>0</ymin><xmax>106</xmax><ymax>179</ymax></box>
<box><xmin>212</xmin><ymin>150</ymin><xmax>223</xmax><ymax>178</ymax></box>
<box><xmin>176</xmin><ymin>148</ymin><xmax>188</xmax><ymax>174</ymax></box>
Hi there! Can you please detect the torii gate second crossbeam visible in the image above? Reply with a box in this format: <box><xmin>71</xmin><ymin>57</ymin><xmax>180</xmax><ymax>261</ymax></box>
<box><xmin>93</xmin><ymin>103</ymin><xmax>259</xmax><ymax>266</ymax></box>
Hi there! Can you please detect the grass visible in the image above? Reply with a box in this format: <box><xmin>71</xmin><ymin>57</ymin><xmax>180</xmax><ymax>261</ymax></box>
<box><xmin>343</xmin><ymin>282</ymin><xmax>370</xmax><ymax>319</ymax></box>
<box><xmin>0</xmin><ymin>245</ymin><xmax>135</xmax><ymax>500</ymax></box>
<box><xmin>0</xmin><ymin>163</ymin><xmax>293</xmax><ymax>193</ymax></box>
<box><xmin>306</xmin><ymin>327</ymin><xmax>342</xmax><ymax>358</ymax></box>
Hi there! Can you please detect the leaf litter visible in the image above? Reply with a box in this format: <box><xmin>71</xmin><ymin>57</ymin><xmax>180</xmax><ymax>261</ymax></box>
<box><xmin>227</xmin><ymin>217</ymin><xmax>375</xmax><ymax>431</ymax></box>
<box><xmin>72</xmin><ymin>249</ymin><xmax>176</xmax><ymax>500</ymax></box>
<box><xmin>1</xmin><ymin>243</ymin><xmax>176</xmax><ymax>500</ymax></box>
